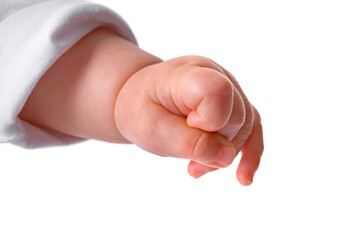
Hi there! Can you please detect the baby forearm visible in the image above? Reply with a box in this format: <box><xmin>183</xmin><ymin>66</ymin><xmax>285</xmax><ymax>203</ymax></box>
<box><xmin>19</xmin><ymin>27</ymin><xmax>162</xmax><ymax>143</ymax></box>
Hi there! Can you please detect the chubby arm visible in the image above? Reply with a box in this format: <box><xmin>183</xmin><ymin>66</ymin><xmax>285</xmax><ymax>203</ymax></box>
<box><xmin>20</xmin><ymin>27</ymin><xmax>162</xmax><ymax>143</ymax></box>
<box><xmin>20</xmin><ymin>27</ymin><xmax>263</xmax><ymax>185</ymax></box>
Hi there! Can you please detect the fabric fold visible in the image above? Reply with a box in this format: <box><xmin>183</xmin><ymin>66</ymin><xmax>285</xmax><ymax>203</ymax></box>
<box><xmin>0</xmin><ymin>0</ymin><xmax>136</xmax><ymax>148</ymax></box>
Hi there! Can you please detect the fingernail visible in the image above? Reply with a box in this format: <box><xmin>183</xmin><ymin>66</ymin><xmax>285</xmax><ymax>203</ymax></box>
<box><xmin>212</xmin><ymin>146</ymin><xmax>235</xmax><ymax>168</ymax></box>
<box><xmin>247</xmin><ymin>173</ymin><xmax>254</xmax><ymax>185</ymax></box>
<box><xmin>189</xmin><ymin>170</ymin><xmax>206</xmax><ymax>178</ymax></box>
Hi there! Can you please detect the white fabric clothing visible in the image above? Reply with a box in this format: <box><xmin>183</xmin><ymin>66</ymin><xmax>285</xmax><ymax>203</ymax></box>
<box><xmin>0</xmin><ymin>0</ymin><xmax>136</xmax><ymax>148</ymax></box>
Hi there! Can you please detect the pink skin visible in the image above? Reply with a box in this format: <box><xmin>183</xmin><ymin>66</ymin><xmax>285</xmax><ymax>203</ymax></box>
<box><xmin>20</xmin><ymin>28</ymin><xmax>264</xmax><ymax>186</ymax></box>
<box><xmin>115</xmin><ymin>56</ymin><xmax>264</xmax><ymax>185</ymax></box>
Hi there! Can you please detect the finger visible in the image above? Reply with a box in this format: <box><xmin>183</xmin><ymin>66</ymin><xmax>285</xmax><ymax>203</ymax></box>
<box><xmin>217</xmin><ymin>88</ymin><xmax>246</xmax><ymax>141</ymax></box>
<box><xmin>204</xmin><ymin>59</ymin><xmax>264</xmax><ymax>186</ymax></box>
<box><xmin>173</xmin><ymin>65</ymin><xmax>235</xmax><ymax>132</ymax></box>
<box><xmin>187</xmin><ymin>160</ymin><xmax>218</xmax><ymax>178</ymax></box>
<box><xmin>187</xmin><ymin>89</ymin><xmax>246</xmax><ymax>179</ymax></box>
<box><xmin>236</xmin><ymin>109</ymin><xmax>264</xmax><ymax>186</ymax></box>
<box><xmin>186</xmin><ymin>95</ymin><xmax>253</xmax><ymax>180</ymax></box>
<box><xmin>148</xmin><ymin>56</ymin><xmax>235</xmax><ymax>133</ymax></box>
<box><xmin>231</xmin><ymin>103</ymin><xmax>254</xmax><ymax>154</ymax></box>
<box><xmin>205</xmin><ymin>59</ymin><xmax>255</xmax><ymax>148</ymax></box>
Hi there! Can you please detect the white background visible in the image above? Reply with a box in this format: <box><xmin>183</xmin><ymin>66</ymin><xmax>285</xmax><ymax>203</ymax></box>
<box><xmin>1</xmin><ymin>0</ymin><xmax>360</xmax><ymax>239</ymax></box>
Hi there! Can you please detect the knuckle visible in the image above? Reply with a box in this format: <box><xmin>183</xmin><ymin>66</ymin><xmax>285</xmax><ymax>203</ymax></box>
<box><xmin>212</xmin><ymin>75</ymin><xmax>233</xmax><ymax>96</ymax></box>
<box><xmin>191</xmin><ymin>67</ymin><xmax>233</xmax><ymax>97</ymax></box>
<box><xmin>183</xmin><ymin>55</ymin><xmax>214</xmax><ymax>66</ymax></box>
<box><xmin>175</xmin><ymin>55</ymin><xmax>218</xmax><ymax>70</ymax></box>
<box><xmin>234</xmin><ymin>111</ymin><xmax>246</xmax><ymax>128</ymax></box>
<box><xmin>253</xmin><ymin>106</ymin><xmax>262</xmax><ymax>122</ymax></box>
<box><xmin>242</xmin><ymin>119</ymin><xmax>255</xmax><ymax>136</ymax></box>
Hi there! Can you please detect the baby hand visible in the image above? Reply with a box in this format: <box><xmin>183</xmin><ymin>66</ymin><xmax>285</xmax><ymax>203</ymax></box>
<box><xmin>18</xmin><ymin>28</ymin><xmax>261</xmax><ymax>185</ymax></box>
<box><xmin>114</xmin><ymin>56</ymin><xmax>264</xmax><ymax>185</ymax></box>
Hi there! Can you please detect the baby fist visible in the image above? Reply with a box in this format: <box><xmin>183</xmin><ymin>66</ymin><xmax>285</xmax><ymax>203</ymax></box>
<box><xmin>114</xmin><ymin>56</ymin><xmax>263</xmax><ymax>186</ymax></box>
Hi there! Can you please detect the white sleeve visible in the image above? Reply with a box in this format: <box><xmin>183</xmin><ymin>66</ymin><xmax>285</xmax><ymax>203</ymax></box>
<box><xmin>0</xmin><ymin>0</ymin><xmax>137</xmax><ymax>148</ymax></box>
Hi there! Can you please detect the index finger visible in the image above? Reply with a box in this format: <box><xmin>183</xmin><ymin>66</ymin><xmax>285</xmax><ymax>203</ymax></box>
<box><xmin>236</xmin><ymin>108</ymin><xmax>264</xmax><ymax>186</ymax></box>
